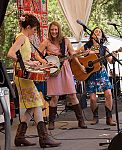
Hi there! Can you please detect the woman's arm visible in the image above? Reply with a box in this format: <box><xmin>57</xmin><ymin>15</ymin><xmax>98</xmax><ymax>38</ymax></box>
<box><xmin>66</xmin><ymin>38</ymin><xmax>75</xmax><ymax>55</ymax></box>
<box><xmin>67</xmin><ymin>38</ymin><xmax>86</xmax><ymax>73</ymax></box>
<box><xmin>35</xmin><ymin>40</ymin><xmax>48</xmax><ymax>64</ymax></box>
<box><xmin>75</xmin><ymin>45</ymin><xmax>85</xmax><ymax>54</ymax></box>
<box><xmin>7</xmin><ymin>35</ymin><xmax>25</xmax><ymax>61</ymax></box>
<box><xmin>7</xmin><ymin>35</ymin><xmax>40</xmax><ymax>67</ymax></box>
<box><xmin>106</xmin><ymin>48</ymin><xmax>117</xmax><ymax>64</ymax></box>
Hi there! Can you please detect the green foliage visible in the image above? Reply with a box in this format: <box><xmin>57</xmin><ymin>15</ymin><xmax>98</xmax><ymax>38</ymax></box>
<box><xmin>88</xmin><ymin>0</ymin><xmax>122</xmax><ymax>36</ymax></box>
<box><xmin>0</xmin><ymin>0</ymin><xmax>122</xmax><ymax>68</ymax></box>
<box><xmin>0</xmin><ymin>0</ymin><xmax>18</xmax><ymax>67</ymax></box>
<box><xmin>48</xmin><ymin>0</ymin><xmax>73</xmax><ymax>37</ymax></box>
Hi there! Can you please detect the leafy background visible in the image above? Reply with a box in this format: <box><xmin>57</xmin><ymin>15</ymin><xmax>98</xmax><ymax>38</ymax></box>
<box><xmin>0</xmin><ymin>0</ymin><xmax>122</xmax><ymax>68</ymax></box>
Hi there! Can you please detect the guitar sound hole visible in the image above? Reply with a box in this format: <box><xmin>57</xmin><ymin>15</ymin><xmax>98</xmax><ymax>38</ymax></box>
<box><xmin>88</xmin><ymin>61</ymin><xmax>93</xmax><ymax>68</ymax></box>
<box><xmin>86</xmin><ymin>61</ymin><xmax>94</xmax><ymax>73</ymax></box>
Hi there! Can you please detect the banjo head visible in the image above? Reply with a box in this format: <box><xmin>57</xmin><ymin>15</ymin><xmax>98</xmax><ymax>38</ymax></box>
<box><xmin>45</xmin><ymin>55</ymin><xmax>60</xmax><ymax>74</ymax></box>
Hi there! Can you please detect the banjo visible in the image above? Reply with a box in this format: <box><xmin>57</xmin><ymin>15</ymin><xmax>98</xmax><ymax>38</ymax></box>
<box><xmin>45</xmin><ymin>51</ymin><xmax>88</xmax><ymax>77</ymax></box>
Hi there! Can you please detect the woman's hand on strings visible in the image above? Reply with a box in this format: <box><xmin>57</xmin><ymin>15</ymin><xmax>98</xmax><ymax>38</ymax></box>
<box><xmin>88</xmin><ymin>50</ymin><xmax>99</xmax><ymax>54</ymax></box>
<box><xmin>80</xmin><ymin>65</ymin><xmax>86</xmax><ymax>74</ymax></box>
<box><xmin>25</xmin><ymin>60</ymin><xmax>40</xmax><ymax>67</ymax></box>
<box><xmin>112</xmin><ymin>51</ymin><xmax>118</xmax><ymax>58</ymax></box>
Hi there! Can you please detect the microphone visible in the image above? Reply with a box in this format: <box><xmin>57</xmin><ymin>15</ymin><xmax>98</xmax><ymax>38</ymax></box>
<box><xmin>107</xmin><ymin>22</ymin><xmax>120</xmax><ymax>26</ymax></box>
<box><xmin>76</xmin><ymin>19</ymin><xmax>92</xmax><ymax>32</ymax></box>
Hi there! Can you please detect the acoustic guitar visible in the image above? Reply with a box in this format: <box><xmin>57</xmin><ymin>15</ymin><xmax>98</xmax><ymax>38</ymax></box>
<box><xmin>71</xmin><ymin>47</ymin><xmax>122</xmax><ymax>81</ymax></box>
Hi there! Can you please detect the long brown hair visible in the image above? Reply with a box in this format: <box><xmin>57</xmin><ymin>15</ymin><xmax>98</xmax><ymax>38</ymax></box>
<box><xmin>89</xmin><ymin>27</ymin><xmax>108</xmax><ymax>44</ymax></box>
<box><xmin>48</xmin><ymin>21</ymin><xmax>64</xmax><ymax>43</ymax></box>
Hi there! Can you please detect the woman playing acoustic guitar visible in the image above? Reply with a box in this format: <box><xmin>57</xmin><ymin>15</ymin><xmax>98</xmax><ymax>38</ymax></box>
<box><xmin>77</xmin><ymin>27</ymin><xmax>116</xmax><ymax>126</ymax></box>
<box><xmin>36</xmin><ymin>21</ymin><xmax>87</xmax><ymax>130</ymax></box>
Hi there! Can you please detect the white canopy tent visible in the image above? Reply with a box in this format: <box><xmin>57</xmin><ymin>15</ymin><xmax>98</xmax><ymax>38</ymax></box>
<box><xmin>58</xmin><ymin>0</ymin><xmax>93</xmax><ymax>41</ymax></box>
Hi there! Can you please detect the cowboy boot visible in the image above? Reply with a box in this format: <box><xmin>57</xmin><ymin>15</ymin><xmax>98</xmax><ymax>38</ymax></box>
<box><xmin>14</xmin><ymin>122</ymin><xmax>36</xmax><ymax>146</ymax></box>
<box><xmin>105</xmin><ymin>106</ymin><xmax>116</xmax><ymax>126</ymax></box>
<box><xmin>48</xmin><ymin>106</ymin><xmax>57</xmax><ymax>130</ymax></box>
<box><xmin>90</xmin><ymin>106</ymin><xmax>99</xmax><ymax>125</ymax></box>
<box><xmin>72</xmin><ymin>104</ymin><xmax>87</xmax><ymax>129</ymax></box>
<box><xmin>37</xmin><ymin>121</ymin><xmax>61</xmax><ymax>148</ymax></box>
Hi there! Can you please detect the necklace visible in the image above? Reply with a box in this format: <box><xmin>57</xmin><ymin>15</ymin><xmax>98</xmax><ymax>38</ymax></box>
<box><xmin>91</xmin><ymin>45</ymin><xmax>100</xmax><ymax>51</ymax></box>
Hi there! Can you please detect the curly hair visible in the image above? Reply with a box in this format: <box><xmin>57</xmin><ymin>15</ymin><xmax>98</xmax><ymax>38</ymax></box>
<box><xmin>19</xmin><ymin>13</ymin><xmax>40</xmax><ymax>29</ymax></box>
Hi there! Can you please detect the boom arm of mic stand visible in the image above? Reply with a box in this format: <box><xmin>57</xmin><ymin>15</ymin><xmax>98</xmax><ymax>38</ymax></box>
<box><xmin>82</xmin><ymin>27</ymin><xmax>91</xmax><ymax>35</ymax></box>
<box><xmin>82</xmin><ymin>27</ymin><xmax>100</xmax><ymax>45</ymax></box>
<box><xmin>113</xmin><ymin>25</ymin><xmax>122</xmax><ymax>38</ymax></box>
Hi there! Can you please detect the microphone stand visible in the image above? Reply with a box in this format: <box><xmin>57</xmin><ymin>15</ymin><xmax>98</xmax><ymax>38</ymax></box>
<box><xmin>82</xmin><ymin>26</ymin><xmax>122</xmax><ymax>146</ymax></box>
<box><xmin>112</xmin><ymin>25</ymin><xmax>122</xmax><ymax>38</ymax></box>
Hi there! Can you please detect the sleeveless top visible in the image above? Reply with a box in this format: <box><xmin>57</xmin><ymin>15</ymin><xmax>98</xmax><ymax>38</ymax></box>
<box><xmin>14</xmin><ymin>32</ymin><xmax>43</xmax><ymax>109</ymax></box>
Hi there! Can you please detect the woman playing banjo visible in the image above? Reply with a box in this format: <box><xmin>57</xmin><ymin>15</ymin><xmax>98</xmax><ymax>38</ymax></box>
<box><xmin>36</xmin><ymin>21</ymin><xmax>87</xmax><ymax>130</ymax></box>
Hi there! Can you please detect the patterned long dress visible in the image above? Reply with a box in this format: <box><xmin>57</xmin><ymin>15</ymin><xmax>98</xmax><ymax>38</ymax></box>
<box><xmin>14</xmin><ymin>33</ymin><xmax>43</xmax><ymax>109</ymax></box>
<box><xmin>46</xmin><ymin>38</ymin><xmax>76</xmax><ymax>96</ymax></box>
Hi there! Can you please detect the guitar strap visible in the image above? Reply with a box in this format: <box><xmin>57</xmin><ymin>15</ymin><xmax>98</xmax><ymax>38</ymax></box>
<box><xmin>99</xmin><ymin>46</ymin><xmax>107</xmax><ymax>69</ymax></box>
<box><xmin>60</xmin><ymin>38</ymin><xmax>65</xmax><ymax>57</ymax></box>
<box><xmin>30</xmin><ymin>41</ymin><xmax>45</xmax><ymax>59</ymax></box>
<box><xmin>84</xmin><ymin>41</ymin><xmax>108</xmax><ymax>69</ymax></box>
<box><xmin>13</xmin><ymin>36</ymin><xmax>27</xmax><ymax>77</ymax></box>
<box><xmin>60</xmin><ymin>38</ymin><xmax>65</xmax><ymax>68</ymax></box>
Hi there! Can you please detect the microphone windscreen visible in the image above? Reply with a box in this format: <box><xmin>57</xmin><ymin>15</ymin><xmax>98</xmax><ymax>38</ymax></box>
<box><xmin>76</xmin><ymin>19</ymin><xmax>83</xmax><ymax>24</ymax></box>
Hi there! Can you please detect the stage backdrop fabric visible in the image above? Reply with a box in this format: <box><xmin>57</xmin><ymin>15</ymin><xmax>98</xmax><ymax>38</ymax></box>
<box><xmin>17</xmin><ymin>0</ymin><xmax>48</xmax><ymax>59</ymax></box>
<box><xmin>58</xmin><ymin>0</ymin><xmax>93</xmax><ymax>41</ymax></box>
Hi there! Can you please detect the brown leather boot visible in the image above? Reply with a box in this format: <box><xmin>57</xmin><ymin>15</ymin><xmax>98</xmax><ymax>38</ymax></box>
<box><xmin>14</xmin><ymin>122</ymin><xmax>36</xmax><ymax>146</ymax></box>
<box><xmin>90</xmin><ymin>107</ymin><xmax>99</xmax><ymax>125</ymax></box>
<box><xmin>48</xmin><ymin>106</ymin><xmax>57</xmax><ymax>130</ymax></box>
<box><xmin>72</xmin><ymin>104</ymin><xmax>87</xmax><ymax>129</ymax></box>
<box><xmin>105</xmin><ymin>106</ymin><xmax>116</xmax><ymax>126</ymax></box>
<box><xmin>106</xmin><ymin>117</ymin><xmax>116</xmax><ymax>126</ymax></box>
<box><xmin>37</xmin><ymin>121</ymin><xmax>61</xmax><ymax>148</ymax></box>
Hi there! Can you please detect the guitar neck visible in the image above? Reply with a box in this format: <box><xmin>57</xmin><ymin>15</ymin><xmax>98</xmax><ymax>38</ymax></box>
<box><xmin>93</xmin><ymin>47</ymin><xmax>122</xmax><ymax>65</ymax></box>
<box><xmin>93</xmin><ymin>53</ymin><xmax>111</xmax><ymax>64</ymax></box>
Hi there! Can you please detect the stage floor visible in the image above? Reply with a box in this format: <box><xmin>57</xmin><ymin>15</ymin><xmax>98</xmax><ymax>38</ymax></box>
<box><xmin>1</xmin><ymin>97</ymin><xmax>122</xmax><ymax>150</ymax></box>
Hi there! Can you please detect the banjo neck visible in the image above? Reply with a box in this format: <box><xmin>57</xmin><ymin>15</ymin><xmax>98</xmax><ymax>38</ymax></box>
<box><xmin>60</xmin><ymin>50</ymin><xmax>88</xmax><ymax>62</ymax></box>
